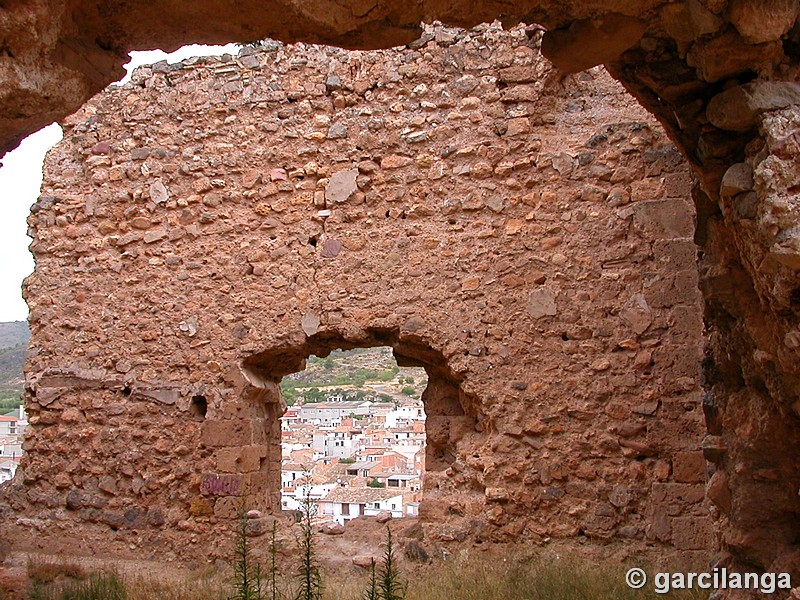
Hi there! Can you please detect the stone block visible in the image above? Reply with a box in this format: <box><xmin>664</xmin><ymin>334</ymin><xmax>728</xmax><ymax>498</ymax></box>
<box><xmin>213</xmin><ymin>447</ymin><xmax>242</xmax><ymax>473</ymax></box>
<box><xmin>663</xmin><ymin>173</ymin><xmax>693</xmax><ymax>198</ymax></box>
<box><xmin>653</xmin><ymin>238</ymin><xmax>697</xmax><ymax>267</ymax></box>
<box><xmin>239</xmin><ymin>445</ymin><xmax>269</xmax><ymax>472</ymax></box>
<box><xmin>200</xmin><ymin>474</ymin><xmax>243</xmax><ymax>496</ymax></box>
<box><xmin>671</xmin><ymin>516</ymin><xmax>713</xmax><ymax>550</ymax></box>
<box><xmin>325</xmin><ymin>168</ymin><xmax>358</xmax><ymax>203</ymax></box>
<box><xmin>707</xmin><ymin>82</ymin><xmax>800</xmax><ymax>131</ymax></box>
<box><xmin>720</xmin><ymin>163</ymin><xmax>754</xmax><ymax>197</ymax></box>
<box><xmin>541</xmin><ymin>14</ymin><xmax>646</xmax><ymax>73</ymax></box>
<box><xmin>673</xmin><ymin>451</ymin><xmax>707</xmax><ymax>483</ymax></box>
<box><xmin>213</xmin><ymin>496</ymin><xmax>240</xmax><ymax>519</ymax></box>
<box><xmin>527</xmin><ymin>288</ymin><xmax>557</xmax><ymax>319</ymax></box>
<box><xmin>633</xmin><ymin>199</ymin><xmax>695</xmax><ymax>239</ymax></box>
<box><xmin>200</xmin><ymin>419</ymin><xmax>253</xmax><ymax>447</ymax></box>
<box><xmin>729</xmin><ymin>0</ymin><xmax>799</xmax><ymax>44</ymax></box>
<box><xmin>651</xmin><ymin>482</ymin><xmax>706</xmax><ymax>514</ymax></box>
<box><xmin>706</xmin><ymin>470</ymin><xmax>731</xmax><ymax>513</ymax></box>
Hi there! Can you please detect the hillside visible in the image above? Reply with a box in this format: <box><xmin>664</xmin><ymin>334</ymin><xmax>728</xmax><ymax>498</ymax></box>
<box><xmin>280</xmin><ymin>347</ymin><xmax>427</xmax><ymax>405</ymax></box>
<box><xmin>0</xmin><ymin>321</ymin><xmax>29</xmax><ymax>350</ymax></box>
<box><xmin>0</xmin><ymin>321</ymin><xmax>28</xmax><ymax>404</ymax></box>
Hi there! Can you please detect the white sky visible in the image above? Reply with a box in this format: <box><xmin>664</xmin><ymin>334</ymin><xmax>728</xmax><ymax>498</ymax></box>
<box><xmin>0</xmin><ymin>44</ymin><xmax>239</xmax><ymax>323</ymax></box>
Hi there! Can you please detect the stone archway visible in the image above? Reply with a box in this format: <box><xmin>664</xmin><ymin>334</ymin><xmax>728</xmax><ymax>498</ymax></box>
<box><xmin>240</xmin><ymin>330</ymin><xmax>481</xmax><ymax>527</ymax></box>
<box><xmin>2</xmin><ymin>24</ymin><xmax>711</xmax><ymax>562</ymax></box>
<box><xmin>2</xmin><ymin>0</ymin><xmax>800</xmax><ymax>589</ymax></box>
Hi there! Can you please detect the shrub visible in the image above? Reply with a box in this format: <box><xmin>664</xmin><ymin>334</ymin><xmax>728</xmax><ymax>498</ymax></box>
<box><xmin>59</xmin><ymin>572</ymin><xmax>126</xmax><ymax>600</ymax></box>
<box><xmin>27</xmin><ymin>559</ymin><xmax>88</xmax><ymax>585</ymax></box>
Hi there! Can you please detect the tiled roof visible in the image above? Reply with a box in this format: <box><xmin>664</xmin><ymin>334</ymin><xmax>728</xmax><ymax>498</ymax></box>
<box><xmin>282</xmin><ymin>463</ymin><xmax>309</xmax><ymax>472</ymax></box>
<box><xmin>345</xmin><ymin>461</ymin><xmax>378</xmax><ymax>470</ymax></box>
<box><xmin>320</xmin><ymin>487</ymin><xmax>403</xmax><ymax>504</ymax></box>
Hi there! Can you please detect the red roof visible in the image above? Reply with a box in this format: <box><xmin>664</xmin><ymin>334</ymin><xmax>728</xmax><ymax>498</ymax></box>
<box><xmin>0</xmin><ymin>416</ymin><xmax>18</xmax><ymax>422</ymax></box>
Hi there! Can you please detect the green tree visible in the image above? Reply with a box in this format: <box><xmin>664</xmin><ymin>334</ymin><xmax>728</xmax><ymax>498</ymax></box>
<box><xmin>367</xmin><ymin>478</ymin><xmax>385</xmax><ymax>489</ymax></box>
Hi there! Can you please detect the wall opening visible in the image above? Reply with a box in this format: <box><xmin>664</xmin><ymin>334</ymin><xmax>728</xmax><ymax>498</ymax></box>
<box><xmin>278</xmin><ymin>346</ymin><xmax>427</xmax><ymax>524</ymax></box>
<box><xmin>241</xmin><ymin>330</ymin><xmax>481</xmax><ymax>524</ymax></box>
<box><xmin>190</xmin><ymin>394</ymin><xmax>208</xmax><ymax>419</ymax></box>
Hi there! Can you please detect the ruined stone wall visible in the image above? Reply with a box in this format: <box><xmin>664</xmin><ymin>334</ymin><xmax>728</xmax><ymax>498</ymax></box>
<box><xmin>4</xmin><ymin>24</ymin><xmax>708</xmax><ymax>560</ymax></box>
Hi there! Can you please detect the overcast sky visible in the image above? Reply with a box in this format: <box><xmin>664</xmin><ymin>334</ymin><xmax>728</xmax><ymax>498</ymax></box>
<box><xmin>0</xmin><ymin>44</ymin><xmax>238</xmax><ymax>323</ymax></box>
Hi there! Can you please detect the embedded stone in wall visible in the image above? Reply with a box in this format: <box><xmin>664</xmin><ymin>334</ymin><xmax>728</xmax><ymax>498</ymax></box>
<box><xmin>325</xmin><ymin>168</ymin><xmax>358</xmax><ymax>203</ymax></box>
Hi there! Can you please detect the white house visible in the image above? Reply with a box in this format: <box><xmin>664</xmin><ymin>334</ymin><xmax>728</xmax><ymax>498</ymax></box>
<box><xmin>318</xmin><ymin>487</ymin><xmax>404</xmax><ymax>525</ymax></box>
<box><xmin>384</xmin><ymin>403</ymin><xmax>425</xmax><ymax>428</ymax></box>
<box><xmin>281</xmin><ymin>463</ymin><xmax>308</xmax><ymax>489</ymax></box>
<box><xmin>312</xmin><ymin>429</ymin><xmax>363</xmax><ymax>459</ymax></box>
<box><xmin>0</xmin><ymin>415</ymin><xmax>19</xmax><ymax>437</ymax></box>
<box><xmin>281</xmin><ymin>482</ymin><xmax>338</xmax><ymax>512</ymax></box>
<box><xmin>0</xmin><ymin>458</ymin><xmax>18</xmax><ymax>484</ymax></box>
<box><xmin>297</xmin><ymin>401</ymin><xmax>373</xmax><ymax>426</ymax></box>
<box><xmin>0</xmin><ymin>437</ymin><xmax>22</xmax><ymax>459</ymax></box>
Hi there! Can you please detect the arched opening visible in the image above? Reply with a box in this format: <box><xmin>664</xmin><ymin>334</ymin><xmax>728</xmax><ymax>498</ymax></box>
<box><xmin>2</xmin><ymin>19</ymin><xmax>717</xmax><ymax>567</ymax></box>
<box><xmin>241</xmin><ymin>329</ymin><xmax>481</xmax><ymax>524</ymax></box>
<box><xmin>278</xmin><ymin>346</ymin><xmax>427</xmax><ymax>521</ymax></box>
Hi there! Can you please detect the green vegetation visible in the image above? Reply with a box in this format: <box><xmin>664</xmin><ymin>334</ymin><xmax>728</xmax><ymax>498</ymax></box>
<box><xmin>0</xmin><ymin>345</ymin><xmax>25</xmax><ymax>391</ymax></box>
<box><xmin>283</xmin><ymin>369</ymin><xmax>398</xmax><ymax>393</ymax></box>
<box><xmin>279</xmin><ymin>348</ymin><xmax>425</xmax><ymax>406</ymax></box>
<box><xmin>0</xmin><ymin>392</ymin><xmax>22</xmax><ymax>415</ymax></box>
<box><xmin>399</xmin><ymin>387</ymin><xmax>416</xmax><ymax>397</ymax></box>
<box><xmin>0</xmin><ymin>322</ymin><xmax>28</xmax><ymax>416</ymax></box>
<box><xmin>231</xmin><ymin>511</ymin><xmax>264</xmax><ymax>600</ymax></box>
<box><xmin>376</xmin><ymin>528</ymin><xmax>405</xmax><ymax>600</ymax></box>
<box><xmin>286</xmin><ymin>387</ymin><xmax>374</xmax><ymax>405</ymax></box>
<box><xmin>0</xmin><ymin>321</ymin><xmax>29</xmax><ymax>395</ymax></box>
<box><xmin>58</xmin><ymin>572</ymin><xmax>127</xmax><ymax>600</ymax></box>
<box><xmin>12</xmin><ymin>551</ymin><xmax>711</xmax><ymax>600</ymax></box>
<box><xmin>27</xmin><ymin>559</ymin><xmax>124</xmax><ymax>600</ymax></box>
<box><xmin>367</xmin><ymin>478</ymin><xmax>385</xmax><ymax>489</ymax></box>
<box><xmin>295</xmin><ymin>491</ymin><xmax>322</xmax><ymax>600</ymax></box>
<box><xmin>0</xmin><ymin>321</ymin><xmax>30</xmax><ymax>349</ymax></box>
<box><xmin>362</xmin><ymin>560</ymin><xmax>378</xmax><ymax>600</ymax></box>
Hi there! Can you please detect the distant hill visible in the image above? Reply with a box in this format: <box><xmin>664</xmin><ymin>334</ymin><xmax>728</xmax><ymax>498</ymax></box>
<box><xmin>0</xmin><ymin>321</ymin><xmax>29</xmax><ymax>393</ymax></box>
<box><xmin>280</xmin><ymin>346</ymin><xmax>427</xmax><ymax>405</ymax></box>
<box><xmin>0</xmin><ymin>321</ymin><xmax>28</xmax><ymax>351</ymax></box>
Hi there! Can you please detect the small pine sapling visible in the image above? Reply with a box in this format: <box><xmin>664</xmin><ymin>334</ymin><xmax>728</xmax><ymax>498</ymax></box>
<box><xmin>232</xmin><ymin>510</ymin><xmax>263</xmax><ymax>600</ymax></box>
<box><xmin>362</xmin><ymin>558</ymin><xmax>379</xmax><ymax>600</ymax></box>
<box><xmin>294</xmin><ymin>486</ymin><xmax>322</xmax><ymax>600</ymax></box>
<box><xmin>378</xmin><ymin>526</ymin><xmax>406</xmax><ymax>600</ymax></box>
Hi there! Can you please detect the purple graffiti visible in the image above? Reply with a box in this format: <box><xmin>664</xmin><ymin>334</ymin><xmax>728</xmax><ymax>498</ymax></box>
<box><xmin>200</xmin><ymin>474</ymin><xmax>243</xmax><ymax>496</ymax></box>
